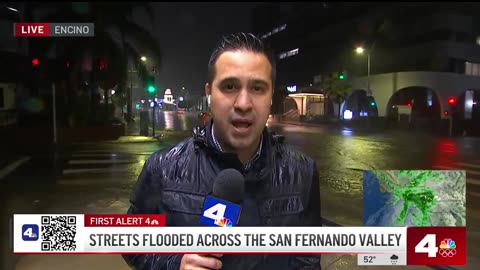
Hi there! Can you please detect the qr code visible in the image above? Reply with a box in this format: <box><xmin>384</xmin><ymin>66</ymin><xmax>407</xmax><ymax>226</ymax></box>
<box><xmin>40</xmin><ymin>215</ymin><xmax>77</xmax><ymax>251</ymax></box>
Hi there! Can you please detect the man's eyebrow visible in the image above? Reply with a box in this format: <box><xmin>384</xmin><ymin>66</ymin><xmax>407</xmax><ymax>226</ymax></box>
<box><xmin>249</xmin><ymin>79</ymin><xmax>268</xmax><ymax>86</ymax></box>
<box><xmin>218</xmin><ymin>77</ymin><xmax>240</xmax><ymax>84</ymax></box>
<box><xmin>217</xmin><ymin>77</ymin><xmax>269</xmax><ymax>86</ymax></box>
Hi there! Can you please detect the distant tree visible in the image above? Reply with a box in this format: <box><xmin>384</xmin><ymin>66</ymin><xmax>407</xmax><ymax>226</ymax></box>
<box><xmin>271</xmin><ymin>85</ymin><xmax>289</xmax><ymax>115</ymax></box>
<box><xmin>27</xmin><ymin>2</ymin><xmax>162</xmax><ymax>125</ymax></box>
<box><xmin>321</xmin><ymin>73</ymin><xmax>353</xmax><ymax>119</ymax></box>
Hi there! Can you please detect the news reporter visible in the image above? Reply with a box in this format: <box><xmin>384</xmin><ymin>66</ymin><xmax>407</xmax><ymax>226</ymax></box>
<box><xmin>122</xmin><ymin>32</ymin><xmax>321</xmax><ymax>270</ymax></box>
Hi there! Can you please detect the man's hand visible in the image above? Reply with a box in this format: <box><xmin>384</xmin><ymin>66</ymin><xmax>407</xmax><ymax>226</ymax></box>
<box><xmin>180</xmin><ymin>254</ymin><xmax>223</xmax><ymax>270</ymax></box>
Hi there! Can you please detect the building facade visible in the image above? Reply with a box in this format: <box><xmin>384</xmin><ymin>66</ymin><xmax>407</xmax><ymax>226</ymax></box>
<box><xmin>0</xmin><ymin>4</ymin><xmax>26</xmax><ymax>127</ymax></box>
<box><xmin>253</xmin><ymin>2</ymin><xmax>480</xmax><ymax>134</ymax></box>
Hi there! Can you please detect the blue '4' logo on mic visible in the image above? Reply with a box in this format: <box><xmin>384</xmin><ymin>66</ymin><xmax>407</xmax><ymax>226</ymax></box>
<box><xmin>200</xmin><ymin>196</ymin><xmax>241</xmax><ymax>227</ymax></box>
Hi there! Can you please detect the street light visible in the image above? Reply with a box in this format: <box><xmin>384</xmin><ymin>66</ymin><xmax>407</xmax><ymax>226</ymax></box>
<box><xmin>6</xmin><ymin>6</ymin><xmax>18</xmax><ymax>12</ymax></box>
<box><xmin>355</xmin><ymin>47</ymin><xmax>364</xmax><ymax>54</ymax></box>
<box><xmin>356</xmin><ymin>46</ymin><xmax>372</xmax><ymax>95</ymax></box>
<box><xmin>140</xmin><ymin>56</ymin><xmax>147</xmax><ymax>62</ymax></box>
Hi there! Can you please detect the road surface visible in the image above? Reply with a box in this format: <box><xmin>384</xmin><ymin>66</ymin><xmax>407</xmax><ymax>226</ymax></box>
<box><xmin>1</xmin><ymin>110</ymin><xmax>479</xmax><ymax>269</ymax></box>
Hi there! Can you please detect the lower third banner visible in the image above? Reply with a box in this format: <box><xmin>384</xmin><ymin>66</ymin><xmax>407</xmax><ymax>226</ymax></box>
<box><xmin>13</xmin><ymin>214</ymin><xmax>466</xmax><ymax>266</ymax></box>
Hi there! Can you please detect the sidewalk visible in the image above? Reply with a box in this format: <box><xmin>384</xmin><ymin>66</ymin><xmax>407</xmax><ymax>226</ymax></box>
<box><xmin>105</xmin><ymin>135</ymin><xmax>161</xmax><ymax>144</ymax></box>
<box><xmin>278</xmin><ymin>119</ymin><xmax>384</xmax><ymax>132</ymax></box>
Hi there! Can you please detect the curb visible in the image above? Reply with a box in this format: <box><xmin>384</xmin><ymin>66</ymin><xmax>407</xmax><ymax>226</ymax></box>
<box><xmin>279</xmin><ymin>120</ymin><xmax>386</xmax><ymax>133</ymax></box>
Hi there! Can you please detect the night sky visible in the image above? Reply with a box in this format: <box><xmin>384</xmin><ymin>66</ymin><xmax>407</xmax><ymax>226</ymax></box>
<box><xmin>134</xmin><ymin>2</ymin><xmax>259</xmax><ymax>97</ymax></box>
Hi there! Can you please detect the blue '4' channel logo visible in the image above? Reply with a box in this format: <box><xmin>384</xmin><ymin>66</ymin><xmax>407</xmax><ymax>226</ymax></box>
<box><xmin>200</xmin><ymin>196</ymin><xmax>241</xmax><ymax>227</ymax></box>
<box><xmin>22</xmin><ymin>224</ymin><xmax>39</xmax><ymax>241</ymax></box>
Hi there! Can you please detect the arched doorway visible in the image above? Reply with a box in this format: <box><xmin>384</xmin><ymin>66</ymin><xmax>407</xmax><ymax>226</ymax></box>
<box><xmin>455</xmin><ymin>89</ymin><xmax>480</xmax><ymax>135</ymax></box>
<box><xmin>282</xmin><ymin>97</ymin><xmax>299</xmax><ymax>120</ymax></box>
<box><xmin>386</xmin><ymin>86</ymin><xmax>441</xmax><ymax>129</ymax></box>
<box><xmin>282</xmin><ymin>94</ymin><xmax>333</xmax><ymax>121</ymax></box>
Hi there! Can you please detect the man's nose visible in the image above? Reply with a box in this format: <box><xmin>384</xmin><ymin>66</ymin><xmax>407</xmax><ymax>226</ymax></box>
<box><xmin>233</xmin><ymin>89</ymin><xmax>253</xmax><ymax>113</ymax></box>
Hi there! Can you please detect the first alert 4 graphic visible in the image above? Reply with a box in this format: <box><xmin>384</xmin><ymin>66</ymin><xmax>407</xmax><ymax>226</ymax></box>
<box><xmin>88</xmin><ymin>216</ymin><xmax>160</xmax><ymax>226</ymax></box>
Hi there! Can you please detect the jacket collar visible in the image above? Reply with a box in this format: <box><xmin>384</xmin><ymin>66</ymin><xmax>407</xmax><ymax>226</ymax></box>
<box><xmin>193</xmin><ymin>120</ymin><xmax>284</xmax><ymax>177</ymax></box>
<box><xmin>210</xmin><ymin>122</ymin><xmax>263</xmax><ymax>171</ymax></box>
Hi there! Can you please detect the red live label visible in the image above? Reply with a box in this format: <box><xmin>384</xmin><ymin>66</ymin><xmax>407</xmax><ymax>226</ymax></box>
<box><xmin>15</xmin><ymin>23</ymin><xmax>50</xmax><ymax>37</ymax></box>
<box><xmin>407</xmin><ymin>227</ymin><xmax>466</xmax><ymax>266</ymax></box>
<box><xmin>84</xmin><ymin>214</ymin><xmax>166</xmax><ymax>227</ymax></box>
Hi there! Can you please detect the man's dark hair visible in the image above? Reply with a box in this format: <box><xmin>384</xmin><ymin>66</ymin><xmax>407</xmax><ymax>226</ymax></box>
<box><xmin>207</xmin><ymin>32</ymin><xmax>276</xmax><ymax>86</ymax></box>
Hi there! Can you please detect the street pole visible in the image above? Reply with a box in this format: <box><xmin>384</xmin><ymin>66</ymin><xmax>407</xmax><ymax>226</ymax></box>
<box><xmin>152</xmin><ymin>95</ymin><xmax>155</xmax><ymax>138</ymax></box>
<box><xmin>367</xmin><ymin>53</ymin><xmax>371</xmax><ymax>95</ymax></box>
<box><xmin>52</xmin><ymin>83</ymin><xmax>57</xmax><ymax>144</ymax></box>
<box><xmin>127</xmin><ymin>63</ymin><xmax>135</xmax><ymax>123</ymax></box>
<box><xmin>448</xmin><ymin>115</ymin><xmax>453</xmax><ymax>137</ymax></box>
<box><xmin>130</xmin><ymin>79</ymin><xmax>133</xmax><ymax>119</ymax></box>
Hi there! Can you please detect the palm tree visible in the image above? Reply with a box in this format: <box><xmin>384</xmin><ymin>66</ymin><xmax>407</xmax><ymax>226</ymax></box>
<box><xmin>320</xmin><ymin>73</ymin><xmax>352</xmax><ymax>119</ymax></box>
<box><xmin>26</xmin><ymin>2</ymin><xmax>162</xmax><ymax>125</ymax></box>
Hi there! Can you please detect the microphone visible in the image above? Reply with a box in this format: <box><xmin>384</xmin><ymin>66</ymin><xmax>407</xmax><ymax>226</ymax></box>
<box><xmin>199</xmin><ymin>169</ymin><xmax>245</xmax><ymax>227</ymax></box>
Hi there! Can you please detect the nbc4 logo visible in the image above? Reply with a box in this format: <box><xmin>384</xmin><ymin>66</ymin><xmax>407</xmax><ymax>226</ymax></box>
<box><xmin>415</xmin><ymin>234</ymin><xmax>457</xmax><ymax>258</ymax></box>
<box><xmin>439</xmin><ymin>238</ymin><xmax>457</xmax><ymax>258</ymax></box>
<box><xmin>200</xmin><ymin>198</ymin><xmax>241</xmax><ymax>227</ymax></box>
<box><xmin>214</xmin><ymin>218</ymin><xmax>233</xmax><ymax>227</ymax></box>
<box><xmin>22</xmin><ymin>224</ymin><xmax>39</xmax><ymax>241</ymax></box>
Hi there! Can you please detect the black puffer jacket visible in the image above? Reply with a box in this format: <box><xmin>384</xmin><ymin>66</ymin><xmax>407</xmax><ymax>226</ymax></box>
<box><xmin>123</xmin><ymin>121</ymin><xmax>322</xmax><ymax>270</ymax></box>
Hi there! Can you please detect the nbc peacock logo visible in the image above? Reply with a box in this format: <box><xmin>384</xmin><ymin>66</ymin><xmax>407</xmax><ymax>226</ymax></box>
<box><xmin>215</xmin><ymin>218</ymin><xmax>233</xmax><ymax>227</ymax></box>
<box><xmin>439</xmin><ymin>238</ymin><xmax>457</xmax><ymax>258</ymax></box>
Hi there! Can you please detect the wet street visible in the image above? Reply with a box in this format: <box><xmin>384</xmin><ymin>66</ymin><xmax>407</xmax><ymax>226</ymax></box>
<box><xmin>1</xmin><ymin>110</ymin><xmax>480</xmax><ymax>269</ymax></box>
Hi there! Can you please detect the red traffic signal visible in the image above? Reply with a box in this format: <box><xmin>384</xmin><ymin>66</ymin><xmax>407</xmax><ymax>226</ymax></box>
<box><xmin>32</xmin><ymin>58</ymin><xmax>39</xmax><ymax>66</ymax></box>
<box><xmin>448</xmin><ymin>97</ymin><xmax>456</xmax><ymax>105</ymax></box>
<box><xmin>99</xmin><ymin>57</ymin><xmax>108</xmax><ymax>70</ymax></box>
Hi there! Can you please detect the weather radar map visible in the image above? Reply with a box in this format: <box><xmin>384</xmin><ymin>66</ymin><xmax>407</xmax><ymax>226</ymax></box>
<box><xmin>363</xmin><ymin>170</ymin><xmax>466</xmax><ymax>227</ymax></box>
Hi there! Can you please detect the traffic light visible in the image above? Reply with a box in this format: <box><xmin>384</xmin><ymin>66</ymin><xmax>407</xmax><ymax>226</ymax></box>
<box><xmin>32</xmin><ymin>58</ymin><xmax>39</xmax><ymax>67</ymax></box>
<box><xmin>148</xmin><ymin>85</ymin><xmax>156</xmax><ymax>93</ymax></box>
<box><xmin>146</xmin><ymin>75</ymin><xmax>156</xmax><ymax>94</ymax></box>
<box><xmin>448</xmin><ymin>97</ymin><xmax>456</xmax><ymax>105</ymax></box>
<box><xmin>370</xmin><ymin>101</ymin><xmax>376</xmax><ymax>106</ymax></box>
<box><xmin>99</xmin><ymin>57</ymin><xmax>108</xmax><ymax>71</ymax></box>
<box><xmin>338</xmin><ymin>72</ymin><xmax>345</xmax><ymax>80</ymax></box>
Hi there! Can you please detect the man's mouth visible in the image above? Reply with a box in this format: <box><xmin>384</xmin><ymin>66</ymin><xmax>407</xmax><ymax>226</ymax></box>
<box><xmin>231</xmin><ymin>119</ymin><xmax>253</xmax><ymax>130</ymax></box>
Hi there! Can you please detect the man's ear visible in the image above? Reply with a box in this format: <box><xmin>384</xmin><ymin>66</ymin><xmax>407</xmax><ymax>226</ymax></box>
<box><xmin>205</xmin><ymin>83</ymin><xmax>211</xmax><ymax>96</ymax></box>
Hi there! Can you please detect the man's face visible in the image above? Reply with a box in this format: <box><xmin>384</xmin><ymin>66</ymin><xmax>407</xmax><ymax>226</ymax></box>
<box><xmin>206</xmin><ymin>50</ymin><xmax>273</xmax><ymax>152</ymax></box>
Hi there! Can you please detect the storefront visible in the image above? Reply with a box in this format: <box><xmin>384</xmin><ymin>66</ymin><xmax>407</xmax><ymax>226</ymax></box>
<box><xmin>283</xmin><ymin>86</ymin><xmax>328</xmax><ymax>120</ymax></box>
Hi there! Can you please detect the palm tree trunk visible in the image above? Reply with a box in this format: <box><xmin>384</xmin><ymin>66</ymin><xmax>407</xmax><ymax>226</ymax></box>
<box><xmin>120</xmin><ymin>29</ymin><xmax>131</xmax><ymax>123</ymax></box>
<box><xmin>92</xmin><ymin>5</ymin><xmax>109</xmax><ymax>124</ymax></box>
<box><xmin>90</xmin><ymin>48</ymin><xmax>98</xmax><ymax>120</ymax></box>
<box><xmin>338</xmin><ymin>102</ymin><xmax>342</xmax><ymax>120</ymax></box>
